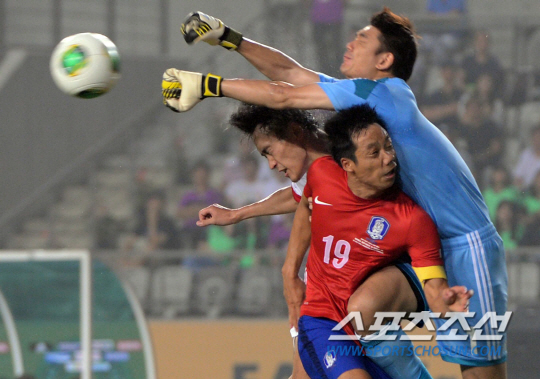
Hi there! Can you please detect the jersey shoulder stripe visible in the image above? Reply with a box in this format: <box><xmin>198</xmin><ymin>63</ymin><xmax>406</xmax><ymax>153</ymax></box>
<box><xmin>353</xmin><ymin>79</ymin><xmax>378</xmax><ymax>99</ymax></box>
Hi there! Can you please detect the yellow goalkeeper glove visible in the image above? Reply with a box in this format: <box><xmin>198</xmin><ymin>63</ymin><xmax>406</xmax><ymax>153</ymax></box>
<box><xmin>181</xmin><ymin>11</ymin><xmax>243</xmax><ymax>51</ymax></box>
<box><xmin>162</xmin><ymin>68</ymin><xmax>223</xmax><ymax>112</ymax></box>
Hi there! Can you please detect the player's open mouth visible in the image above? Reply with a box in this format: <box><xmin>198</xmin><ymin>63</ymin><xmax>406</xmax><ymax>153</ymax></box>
<box><xmin>384</xmin><ymin>167</ymin><xmax>396</xmax><ymax>178</ymax></box>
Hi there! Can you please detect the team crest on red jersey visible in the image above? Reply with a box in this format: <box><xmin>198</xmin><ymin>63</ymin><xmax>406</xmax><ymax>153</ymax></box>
<box><xmin>367</xmin><ymin>216</ymin><xmax>390</xmax><ymax>240</ymax></box>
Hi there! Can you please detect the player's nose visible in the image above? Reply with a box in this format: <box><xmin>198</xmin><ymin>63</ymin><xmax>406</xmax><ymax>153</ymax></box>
<box><xmin>383</xmin><ymin>150</ymin><xmax>396</xmax><ymax>166</ymax></box>
<box><xmin>267</xmin><ymin>156</ymin><xmax>277</xmax><ymax>169</ymax></box>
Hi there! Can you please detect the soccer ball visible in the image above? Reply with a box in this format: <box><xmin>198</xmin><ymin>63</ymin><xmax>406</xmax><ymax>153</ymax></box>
<box><xmin>50</xmin><ymin>32</ymin><xmax>121</xmax><ymax>98</ymax></box>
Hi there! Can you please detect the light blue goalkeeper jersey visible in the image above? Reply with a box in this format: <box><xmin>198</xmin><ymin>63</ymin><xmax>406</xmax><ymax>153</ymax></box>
<box><xmin>318</xmin><ymin>74</ymin><xmax>491</xmax><ymax>239</ymax></box>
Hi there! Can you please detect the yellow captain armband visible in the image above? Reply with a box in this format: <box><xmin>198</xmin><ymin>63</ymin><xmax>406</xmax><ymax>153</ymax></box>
<box><xmin>413</xmin><ymin>265</ymin><xmax>447</xmax><ymax>286</ymax></box>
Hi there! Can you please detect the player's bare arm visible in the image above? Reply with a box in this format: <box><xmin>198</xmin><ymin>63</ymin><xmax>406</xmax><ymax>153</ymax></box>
<box><xmin>282</xmin><ymin>195</ymin><xmax>311</xmax><ymax>330</ymax></box>
<box><xmin>162</xmin><ymin>69</ymin><xmax>333</xmax><ymax>113</ymax></box>
<box><xmin>179</xmin><ymin>11</ymin><xmax>319</xmax><ymax>86</ymax></box>
<box><xmin>197</xmin><ymin>187</ymin><xmax>297</xmax><ymax>227</ymax></box>
<box><xmin>237</xmin><ymin>39</ymin><xmax>320</xmax><ymax>85</ymax></box>
<box><xmin>221</xmin><ymin>79</ymin><xmax>334</xmax><ymax>110</ymax></box>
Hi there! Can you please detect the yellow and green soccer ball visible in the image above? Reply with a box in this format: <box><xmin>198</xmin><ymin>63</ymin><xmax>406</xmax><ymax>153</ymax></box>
<box><xmin>50</xmin><ymin>32</ymin><xmax>121</xmax><ymax>99</ymax></box>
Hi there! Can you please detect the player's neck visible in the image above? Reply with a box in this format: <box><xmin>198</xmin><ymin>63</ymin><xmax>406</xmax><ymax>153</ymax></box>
<box><xmin>347</xmin><ymin>174</ymin><xmax>396</xmax><ymax>200</ymax></box>
<box><xmin>358</xmin><ymin>71</ymin><xmax>394</xmax><ymax>81</ymax></box>
<box><xmin>374</xmin><ymin>71</ymin><xmax>394</xmax><ymax>81</ymax></box>
<box><xmin>347</xmin><ymin>177</ymin><xmax>383</xmax><ymax>200</ymax></box>
<box><xmin>307</xmin><ymin>151</ymin><xmax>330</xmax><ymax>166</ymax></box>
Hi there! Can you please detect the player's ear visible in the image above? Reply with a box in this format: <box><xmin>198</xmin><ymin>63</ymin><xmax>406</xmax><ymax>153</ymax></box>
<box><xmin>289</xmin><ymin>123</ymin><xmax>306</xmax><ymax>145</ymax></box>
<box><xmin>376</xmin><ymin>52</ymin><xmax>394</xmax><ymax>72</ymax></box>
<box><xmin>340</xmin><ymin>158</ymin><xmax>355</xmax><ymax>172</ymax></box>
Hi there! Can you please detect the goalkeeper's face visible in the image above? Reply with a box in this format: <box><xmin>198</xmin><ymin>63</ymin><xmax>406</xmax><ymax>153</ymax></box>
<box><xmin>341</xmin><ymin>25</ymin><xmax>390</xmax><ymax>80</ymax></box>
<box><xmin>253</xmin><ymin>129</ymin><xmax>309</xmax><ymax>183</ymax></box>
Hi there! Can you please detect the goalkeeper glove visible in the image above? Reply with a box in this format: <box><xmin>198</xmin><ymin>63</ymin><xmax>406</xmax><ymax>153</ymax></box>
<box><xmin>181</xmin><ymin>11</ymin><xmax>243</xmax><ymax>51</ymax></box>
<box><xmin>161</xmin><ymin>68</ymin><xmax>223</xmax><ymax>112</ymax></box>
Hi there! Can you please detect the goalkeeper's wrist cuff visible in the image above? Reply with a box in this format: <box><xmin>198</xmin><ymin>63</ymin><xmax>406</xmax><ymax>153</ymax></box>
<box><xmin>201</xmin><ymin>73</ymin><xmax>223</xmax><ymax>98</ymax></box>
<box><xmin>219</xmin><ymin>27</ymin><xmax>243</xmax><ymax>50</ymax></box>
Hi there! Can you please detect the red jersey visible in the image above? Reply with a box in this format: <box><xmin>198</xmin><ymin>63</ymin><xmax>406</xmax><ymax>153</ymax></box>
<box><xmin>301</xmin><ymin>156</ymin><xmax>443</xmax><ymax>325</ymax></box>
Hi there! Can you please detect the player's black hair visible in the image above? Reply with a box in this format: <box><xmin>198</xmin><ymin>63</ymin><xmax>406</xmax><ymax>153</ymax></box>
<box><xmin>324</xmin><ymin>104</ymin><xmax>387</xmax><ymax>166</ymax></box>
<box><xmin>370</xmin><ymin>7</ymin><xmax>418</xmax><ymax>81</ymax></box>
<box><xmin>229</xmin><ymin>103</ymin><xmax>329</xmax><ymax>153</ymax></box>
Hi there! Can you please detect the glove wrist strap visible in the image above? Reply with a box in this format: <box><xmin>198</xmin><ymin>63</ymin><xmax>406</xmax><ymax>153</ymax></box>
<box><xmin>220</xmin><ymin>27</ymin><xmax>243</xmax><ymax>50</ymax></box>
<box><xmin>202</xmin><ymin>73</ymin><xmax>223</xmax><ymax>98</ymax></box>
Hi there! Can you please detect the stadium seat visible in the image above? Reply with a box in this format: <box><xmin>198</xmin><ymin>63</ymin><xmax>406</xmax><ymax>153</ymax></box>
<box><xmin>193</xmin><ymin>266</ymin><xmax>238</xmax><ymax>318</ymax></box>
<box><xmin>94</xmin><ymin>169</ymin><xmax>133</xmax><ymax>188</ymax></box>
<box><xmin>6</xmin><ymin>233</ymin><xmax>50</xmax><ymax>249</ymax></box>
<box><xmin>118</xmin><ymin>266</ymin><xmax>151</xmax><ymax>305</ymax></box>
<box><xmin>508</xmin><ymin>262</ymin><xmax>539</xmax><ymax>302</ymax></box>
<box><xmin>149</xmin><ymin>265</ymin><xmax>193</xmax><ymax>318</ymax></box>
<box><xmin>236</xmin><ymin>267</ymin><xmax>274</xmax><ymax>316</ymax></box>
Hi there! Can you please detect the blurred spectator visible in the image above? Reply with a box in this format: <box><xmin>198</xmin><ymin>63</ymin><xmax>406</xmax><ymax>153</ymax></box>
<box><xmin>93</xmin><ymin>204</ymin><xmax>121</xmax><ymax>249</ymax></box>
<box><xmin>475</xmin><ymin>72</ymin><xmax>504</xmax><ymax>123</ymax></box>
<box><xmin>522</xmin><ymin>171</ymin><xmax>540</xmax><ymax>214</ymax></box>
<box><xmin>133</xmin><ymin>167</ymin><xmax>154</xmax><ymax>215</ymax></box>
<box><xmin>124</xmin><ymin>189</ymin><xmax>180</xmax><ymax>252</ymax></box>
<box><xmin>265</xmin><ymin>170</ymin><xmax>295</xmax><ymax>249</ymax></box>
<box><xmin>267</xmin><ymin>213</ymin><xmax>294</xmax><ymax>250</ymax></box>
<box><xmin>482</xmin><ymin>165</ymin><xmax>520</xmax><ymax>222</ymax></box>
<box><xmin>426</xmin><ymin>0</ymin><xmax>466</xmax><ymax>15</ymax></box>
<box><xmin>519</xmin><ymin>171</ymin><xmax>540</xmax><ymax>246</ymax></box>
<box><xmin>222</xmin><ymin>155</ymin><xmax>276</xmax><ymax>263</ymax></box>
<box><xmin>177</xmin><ymin>160</ymin><xmax>223</xmax><ymax>249</ymax></box>
<box><xmin>494</xmin><ymin>200</ymin><xmax>524</xmax><ymax>250</ymax></box>
<box><xmin>456</xmin><ymin>94</ymin><xmax>505</xmax><ymax>182</ymax></box>
<box><xmin>513</xmin><ymin>125</ymin><xmax>540</xmax><ymax>190</ymax></box>
<box><xmin>459</xmin><ymin>30</ymin><xmax>505</xmax><ymax>96</ymax></box>
<box><xmin>422</xmin><ymin>0</ymin><xmax>467</xmax><ymax>63</ymax></box>
<box><xmin>224</xmin><ymin>155</ymin><xmax>272</xmax><ymax>209</ymax></box>
<box><xmin>172</xmin><ymin>135</ymin><xmax>190</xmax><ymax>185</ymax></box>
<box><xmin>307</xmin><ymin>0</ymin><xmax>347</xmax><ymax>77</ymax></box>
<box><xmin>221</xmin><ymin>139</ymin><xmax>271</xmax><ymax>189</ymax></box>
<box><xmin>420</xmin><ymin>61</ymin><xmax>463</xmax><ymax>129</ymax></box>
<box><xmin>267</xmin><ymin>0</ymin><xmax>305</xmax><ymax>49</ymax></box>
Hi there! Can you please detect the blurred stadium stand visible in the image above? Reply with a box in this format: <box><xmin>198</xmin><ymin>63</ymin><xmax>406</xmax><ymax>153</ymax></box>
<box><xmin>2</xmin><ymin>0</ymin><xmax>540</xmax><ymax>377</ymax></box>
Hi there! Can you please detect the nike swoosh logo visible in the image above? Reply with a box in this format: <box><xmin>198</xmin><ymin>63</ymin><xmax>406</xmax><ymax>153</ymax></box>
<box><xmin>314</xmin><ymin>196</ymin><xmax>332</xmax><ymax>206</ymax></box>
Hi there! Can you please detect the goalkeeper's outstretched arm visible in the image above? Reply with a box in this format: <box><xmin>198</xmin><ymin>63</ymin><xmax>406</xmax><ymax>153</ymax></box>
<box><xmin>162</xmin><ymin>69</ymin><xmax>333</xmax><ymax>113</ymax></box>
<box><xmin>236</xmin><ymin>38</ymin><xmax>320</xmax><ymax>86</ymax></box>
<box><xmin>221</xmin><ymin>78</ymin><xmax>334</xmax><ymax>110</ymax></box>
<box><xmin>181</xmin><ymin>11</ymin><xmax>320</xmax><ymax>86</ymax></box>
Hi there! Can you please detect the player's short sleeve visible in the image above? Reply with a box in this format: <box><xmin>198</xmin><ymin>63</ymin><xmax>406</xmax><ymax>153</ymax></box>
<box><xmin>303</xmin><ymin>162</ymin><xmax>319</xmax><ymax>199</ymax></box>
<box><xmin>317</xmin><ymin>79</ymin><xmax>363</xmax><ymax>111</ymax></box>
<box><xmin>318</xmin><ymin>73</ymin><xmax>338</xmax><ymax>83</ymax></box>
<box><xmin>291</xmin><ymin>174</ymin><xmax>307</xmax><ymax>203</ymax></box>
<box><xmin>303</xmin><ymin>178</ymin><xmax>312</xmax><ymax>199</ymax></box>
<box><xmin>303</xmin><ymin>157</ymin><xmax>336</xmax><ymax>199</ymax></box>
<box><xmin>317</xmin><ymin>78</ymin><xmax>396</xmax><ymax>115</ymax></box>
<box><xmin>291</xmin><ymin>185</ymin><xmax>302</xmax><ymax>203</ymax></box>
<box><xmin>407</xmin><ymin>206</ymin><xmax>444</xmax><ymax>274</ymax></box>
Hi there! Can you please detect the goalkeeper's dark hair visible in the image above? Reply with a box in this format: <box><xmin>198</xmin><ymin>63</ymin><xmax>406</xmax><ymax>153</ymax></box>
<box><xmin>370</xmin><ymin>7</ymin><xmax>418</xmax><ymax>81</ymax></box>
<box><xmin>324</xmin><ymin>104</ymin><xmax>387</xmax><ymax>167</ymax></box>
<box><xmin>229</xmin><ymin>103</ymin><xmax>329</xmax><ymax>153</ymax></box>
